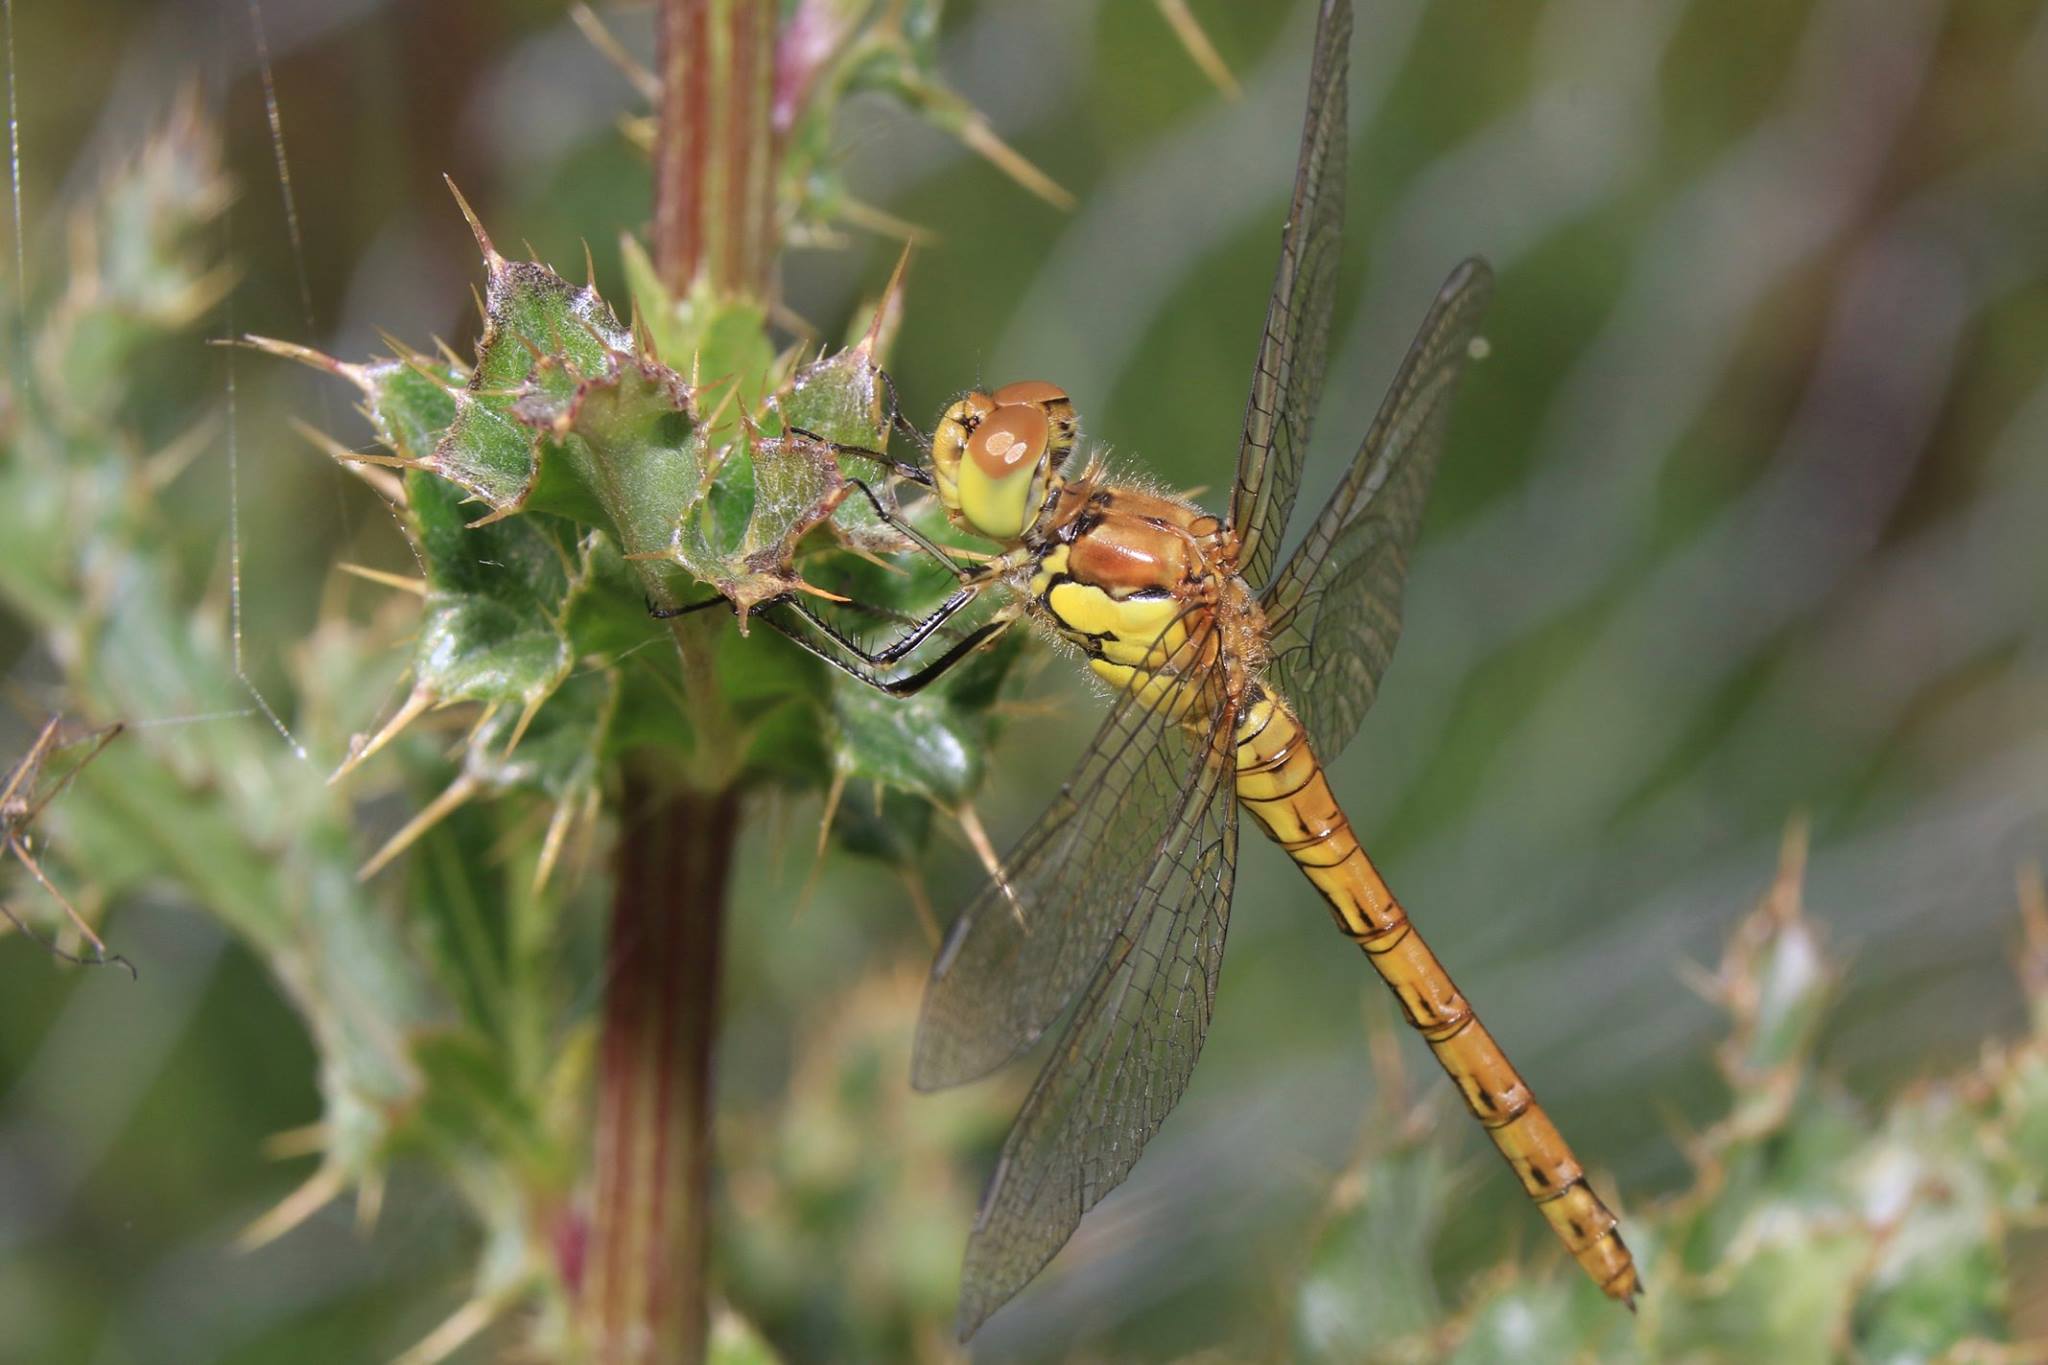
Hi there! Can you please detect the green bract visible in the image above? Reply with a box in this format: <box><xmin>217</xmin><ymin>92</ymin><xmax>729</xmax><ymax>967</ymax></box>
<box><xmin>260</xmin><ymin>232</ymin><xmax>1016</xmax><ymax>821</ymax></box>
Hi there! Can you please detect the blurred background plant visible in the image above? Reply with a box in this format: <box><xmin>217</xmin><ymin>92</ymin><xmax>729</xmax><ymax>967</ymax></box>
<box><xmin>2</xmin><ymin>0</ymin><xmax>2047</xmax><ymax>1362</ymax></box>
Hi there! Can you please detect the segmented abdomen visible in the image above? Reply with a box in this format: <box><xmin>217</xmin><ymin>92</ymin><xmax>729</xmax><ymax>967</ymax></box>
<box><xmin>1232</xmin><ymin>688</ymin><xmax>1640</xmax><ymax>1306</ymax></box>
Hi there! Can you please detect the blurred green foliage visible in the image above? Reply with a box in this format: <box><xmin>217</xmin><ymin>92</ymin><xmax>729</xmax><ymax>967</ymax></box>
<box><xmin>4</xmin><ymin>0</ymin><xmax>2048</xmax><ymax>1362</ymax></box>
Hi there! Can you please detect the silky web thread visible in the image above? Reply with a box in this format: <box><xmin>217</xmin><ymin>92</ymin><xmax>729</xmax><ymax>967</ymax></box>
<box><xmin>245</xmin><ymin>0</ymin><xmax>319</xmax><ymax>341</ymax></box>
<box><xmin>3</xmin><ymin>0</ymin><xmax>21</xmax><ymax>308</ymax></box>
<box><xmin>222</xmin><ymin>3</ymin><xmax>308</xmax><ymax>760</ymax></box>
<box><xmin>2</xmin><ymin>14</ymin><xmax>260</xmax><ymax>744</ymax></box>
<box><xmin>247</xmin><ymin>0</ymin><xmax>426</xmax><ymax>583</ymax></box>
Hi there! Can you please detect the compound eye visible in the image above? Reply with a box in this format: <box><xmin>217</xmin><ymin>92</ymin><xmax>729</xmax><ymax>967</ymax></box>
<box><xmin>991</xmin><ymin>379</ymin><xmax>1069</xmax><ymax>408</ymax></box>
<box><xmin>968</xmin><ymin>403</ymin><xmax>1050</xmax><ymax>477</ymax></box>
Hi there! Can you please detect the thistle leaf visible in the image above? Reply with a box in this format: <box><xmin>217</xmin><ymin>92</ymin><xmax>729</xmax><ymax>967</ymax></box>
<box><xmin>409</xmin><ymin>471</ymin><xmax>577</xmax><ymax>709</ymax></box>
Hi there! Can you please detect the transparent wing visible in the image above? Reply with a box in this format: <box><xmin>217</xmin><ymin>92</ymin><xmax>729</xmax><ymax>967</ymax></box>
<box><xmin>954</xmin><ymin>722</ymin><xmax>1237</xmax><ymax>1339</ymax></box>
<box><xmin>1260</xmin><ymin>258</ymin><xmax>1493</xmax><ymax>760</ymax></box>
<box><xmin>912</xmin><ymin>611</ymin><xmax>1228</xmax><ymax>1090</ymax></box>
<box><xmin>1228</xmin><ymin>0</ymin><xmax>1351</xmax><ymax>592</ymax></box>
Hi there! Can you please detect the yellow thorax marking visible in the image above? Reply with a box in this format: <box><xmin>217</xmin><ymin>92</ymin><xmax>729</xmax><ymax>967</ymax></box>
<box><xmin>1087</xmin><ymin>660</ymin><xmax>1193</xmax><ymax>716</ymax></box>
<box><xmin>1044</xmin><ymin>582</ymin><xmax>1179</xmax><ymax>644</ymax></box>
<box><xmin>1033</xmin><ymin>543</ymin><xmax>1071</xmax><ymax>589</ymax></box>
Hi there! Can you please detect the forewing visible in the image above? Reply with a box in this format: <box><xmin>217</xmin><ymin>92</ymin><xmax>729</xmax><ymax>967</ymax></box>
<box><xmin>1260</xmin><ymin>258</ymin><xmax>1493</xmax><ymax>759</ymax></box>
<box><xmin>953</xmin><ymin>726</ymin><xmax>1238</xmax><ymax>1339</ymax></box>
<box><xmin>1227</xmin><ymin>0</ymin><xmax>1351</xmax><ymax>592</ymax></box>
<box><xmin>911</xmin><ymin>611</ymin><xmax>1228</xmax><ymax>1091</ymax></box>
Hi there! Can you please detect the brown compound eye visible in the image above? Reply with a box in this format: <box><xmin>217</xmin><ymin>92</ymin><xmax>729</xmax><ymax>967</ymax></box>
<box><xmin>967</xmin><ymin>403</ymin><xmax>1050</xmax><ymax>477</ymax></box>
<box><xmin>990</xmin><ymin>379</ymin><xmax>1069</xmax><ymax>407</ymax></box>
<box><xmin>955</xmin><ymin>390</ymin><xmax>997</xmax><ymax>426</ymax></box>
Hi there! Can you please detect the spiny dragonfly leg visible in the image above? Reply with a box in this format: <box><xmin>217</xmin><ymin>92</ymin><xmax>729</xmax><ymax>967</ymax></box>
<box><xmin>784</xmin><ymin>419</ymin><xmax>972</xmax><ymax>582</ymax></box>
<box><xmin>647</xmin><ymin>583</ymin><xmax>1012</xmax><ymax>696</ymax></box>
<box><xmin>642</xmin><ymin>471</ymin><xmax>969</xmax><ymax>628</ymax></box>
<box><xmin>645</xmin><ymin>594</ymin><xmax>729</xmax><ymax>620</ymax></box>
<box><xmin>801</xmin><ymin>368</ymin><xmax>935</xmax><ymax>461</ymax></box>
<box><xmin>766</xmin><ymin>607</ymin><xmax>1014</xmax><ymax>697</ymax></box>
<box><xmin>646</xmin><ymin>592</ymin><xmax>899</xmax><ymax>624</ymax></box>
<box><xmin>877</xmin><ymin>368</ymin><xmax>934</xmax><ymax>457</ymax></box>
<box><xmin>2</xmin><ymin>834</ymin><xmax>138</xmax><ymax>979</ymax></box>
<box><xmin>781</xmin><ymin>582</ymin><xmax>988</xmax><ymax>667</ymax></box>
<box><xmin>841</xmin><ymin>476</ymin><xmax>977</xmax><ymax>584</ymax></box>
<box><xmin>785</xmin><ymin>424</ymin><xmax>931</xmax><ymax>488</ymax></box>
<box><xmin>648</xmin><ymin>578</ymin><xmax>982</xmax><ymax>657</ymax></box>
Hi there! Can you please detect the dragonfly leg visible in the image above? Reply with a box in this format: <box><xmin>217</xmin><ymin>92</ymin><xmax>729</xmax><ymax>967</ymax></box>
<box><xmin>842</xmin><ymin>476</ymin><xmax>976</xmax><ymax>583</ymax></box>
<box><xmin>650</xmin><ymin>579</ymin><xmax>1010</xmax><ymax>695</ymax></box>
<box><xmin>775</xmin><ymin>418</ymin><xmax>973</xmax><ymax>580</ymax></box>
<box><xmin>4</xmin><ymin>833</ymin><xmax>136</xmax><ymax>977</ymax></box>
<box><xmin>793</xmin><ymin>369</ymin><xmax>937</xmax><ymax>465</ymax></box>
<box><xmin>645</xmin><ymin>594</ymin><xmax>730</xmax><ymax>621</ymax></box>
<box><xmin>778</xmin><ymin>582</ymin><xmax>989</xmax><ymax>666</ymax></box>
<box><xmin>785</xmin><ymin>427</ymin><xmax>973</xmax><ymax>580</ymax></box>
<box><xmin>764</xmin><ymin>609</ymin><xmax>1015</xmax><ymax>696</ymax></box>
<box><xmin>0</xmin><ymin>715</ymin><xmax>63</xmax><ymax>812</ymax></box>
<box><xmin>787</xmin><ymin>424</ymin><xmax>931</xmax><ymax>488</ymax></box>
<box><xmin>650</xmin><ymin>579</ymin><xmax>988</xmax><ymax>659</ymax></box>
<box><xmin>874</xmin><ymin>367</ymin><xmax>935</xmax><ymax>459</ymax></box>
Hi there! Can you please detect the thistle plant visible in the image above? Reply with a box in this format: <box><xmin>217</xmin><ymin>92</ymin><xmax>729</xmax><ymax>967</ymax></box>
<box><xmin>251</xmin><ymin>2</ymin><xmax>1061</xmax><ymax>1357</ymax></box>
<box><xmin>1</xmin><ymin>3</ymin><xmax>1054</xmax><ymax>1360</ymax></box>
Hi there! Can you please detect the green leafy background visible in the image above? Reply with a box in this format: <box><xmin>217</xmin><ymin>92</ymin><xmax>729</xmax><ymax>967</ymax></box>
<box><xmin>4</xmin><ymin>1</ymin><xmax>2048</xmax><ymax>1361</ymax></box>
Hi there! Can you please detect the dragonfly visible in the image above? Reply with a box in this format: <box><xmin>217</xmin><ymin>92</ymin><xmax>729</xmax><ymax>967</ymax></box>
<box><xmin>1</xmin><ymin>715</ymin><xmax>130</xmax><ymax>975</ymax></box>
<box><xmin>758</xmin><ymin>0</ymin><xmax>1639</xmax><ymax>1338</ymax></box>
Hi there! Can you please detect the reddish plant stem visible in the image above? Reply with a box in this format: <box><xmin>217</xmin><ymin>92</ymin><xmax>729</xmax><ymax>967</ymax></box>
<box><xmin>586</xmin><ymin>3</ymin><xmax>779</xmax><ymax>1359</ymax></box>
<box><xmin>587</xmin><ymin>779</ymin><xmax>738</xmax><ymax>1364</ymax></box>
<box><xmin>721</xmin><ymin>0</ymin><xmax>771</xmax><ymax>294</ymax></box>
<box><xmin>652</xmin><ymin>0</ymin><xmax>709</xmax><ymax>289</ymax></box>
<box><xmin>652</xmin><ymin>0</ymin><xmax>776</xmax><ymax>298</ymax></box>
<box><xmin>586</xmin><ymin>3</ymin><xmax>777</xmax><ymax>1360</ymax></box>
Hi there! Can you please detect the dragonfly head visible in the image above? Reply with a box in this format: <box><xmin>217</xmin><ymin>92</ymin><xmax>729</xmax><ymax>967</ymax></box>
<box><xmin>931</xmin><ymin>380</ymin><xmax>1078</xmax><ymax>542</ymax></box>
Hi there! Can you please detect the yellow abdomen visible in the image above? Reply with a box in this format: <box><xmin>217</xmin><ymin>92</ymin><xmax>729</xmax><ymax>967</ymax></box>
<box><xmin>1232</xmin><ymin>689</ymin><xmax>1641</xmax><ymax>1306</ymax></box>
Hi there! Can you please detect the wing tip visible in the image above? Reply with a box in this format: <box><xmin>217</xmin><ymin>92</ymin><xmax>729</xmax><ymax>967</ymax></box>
<box><xmin>1449</xmin><ymin>254</ymin><xmax>1496</xmax><ymax>296</ymax></box>
<box><xmin>952</xmin><ymin>1287</ymin><xmax>995</xmax><ymax>1344</ymax></box>
<box><xmin>907</xmin><ymin>1033</ymin><xmax>951</xmax><ymax>1093</ymax></box>
<box><xmin>951</xmin><ymin>1215</ymin><xmax>1027</xmax><ymax>1344</ymax></box>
